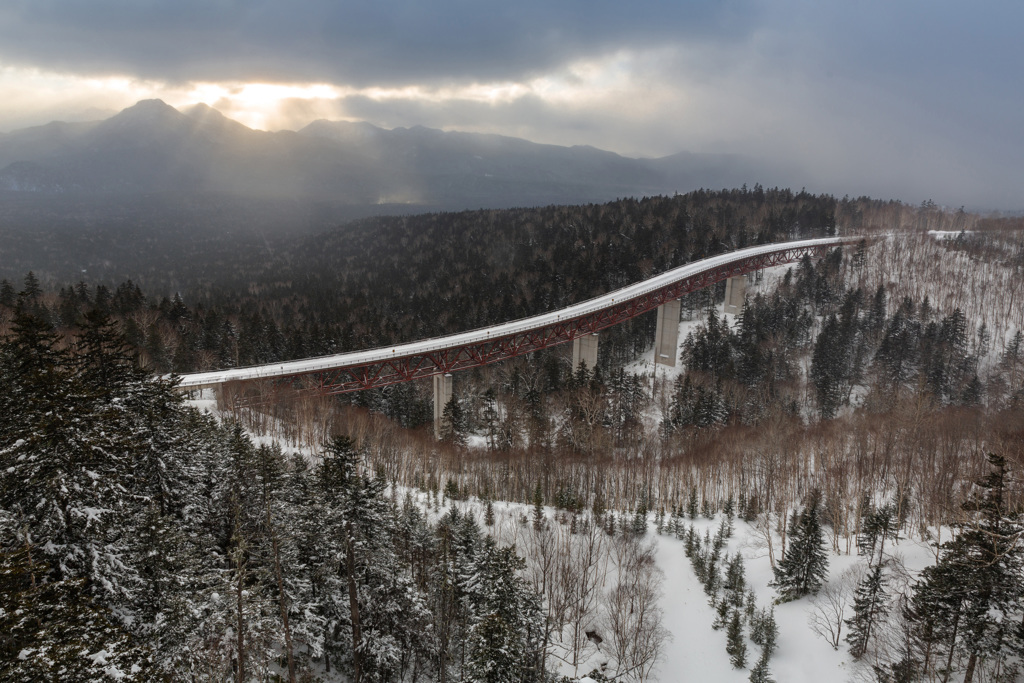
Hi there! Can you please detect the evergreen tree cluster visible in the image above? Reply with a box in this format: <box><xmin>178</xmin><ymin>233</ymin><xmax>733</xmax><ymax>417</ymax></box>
<box><xmin>6</xmin><ymin>195</ymin><xmax>1010</xmax><ymax>445</ymax></box>
<box><xmin>901</xmin><ymin>454</ymin><xmax>1024</xmax><ymax>683</ymax></box>
<box><xmin>680</xmin><ymin>520</ymin><xmax>778</xmax><ymax>679</ymax></box>
<box><xmin>661</xmin><ymin>243</ymin><xmax>1011</xmax><ymax>431</ymax></box>
<box><xmin>844</xmin><ymin>561</ymin><xmax>889</xmax><ymax>660</ymax></box>
<box><xmin>3</xmin><ymin>194</ymin><xmax>1014</xmax><ymax>444</ymax></box>
<box><xmin>0</xmin><ymin>309</ymin><xmax>549</xmax><ymax>681</ymax></box>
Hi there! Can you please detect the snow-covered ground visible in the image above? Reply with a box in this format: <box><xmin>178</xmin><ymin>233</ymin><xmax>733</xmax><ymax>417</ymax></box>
<box><xmin>189</xmin><ymin>390</ymin><xmax>942</xmax><ymax>683</ymax></box>
<box><xmin>664</xmin><ymin>517</ymin><xmax>938</xmax><ymax>682</ymax></box>
<box><xmin>396</xmin><ymin>490</ymin><xmax>940</xmax><ymax>683</ymax></box>
<box><xmin>652</xmin><ymin>515</ymin><xmax>851</xmax><ymax>682</ymax></box>
<box><xmin>185</xmin><ymin>244</ymin><xmax>961</xmax><ymax>683</ymax></box>
<box><xmin>564</xmin><ymin>505</ymin><xmax>937</xmax><ymax>681</ymax></box>
<box><xmin>439</xmin><ymin>490</ymin><xmax>940</xmax><ymax>682</ymax></box>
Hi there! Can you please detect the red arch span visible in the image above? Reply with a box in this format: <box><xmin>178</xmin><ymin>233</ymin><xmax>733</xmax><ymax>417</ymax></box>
<box><xmin>176</xmin><ymin>236</ymin><xmax>861</xmax><ymax>395</ymax></box>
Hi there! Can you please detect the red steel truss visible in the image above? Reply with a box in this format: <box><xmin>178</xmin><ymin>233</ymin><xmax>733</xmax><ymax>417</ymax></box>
<box><xmin>216</xmin><ymin>241</ymin><xmax>842</xmax><ymax>398</ymax></box>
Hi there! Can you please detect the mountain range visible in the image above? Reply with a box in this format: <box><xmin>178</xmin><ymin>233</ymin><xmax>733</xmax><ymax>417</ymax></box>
<box><xmin>0</xmin><ymin>99</ymin><xmax>787</xmax><ymax>226</ymax></box>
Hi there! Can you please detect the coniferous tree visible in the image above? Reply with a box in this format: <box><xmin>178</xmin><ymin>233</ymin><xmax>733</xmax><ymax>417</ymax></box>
<box><xmin>21</xmin><ymin>271</ymin><xmax>42</xmax><ymax>300</ymax></box>
<box><xmin>874</xmin><ymin>297</ymin><xmax>920</xmax><ymax>392</ymax></box>
<box><xmin>724</xmin><ymin>553</ymin><xmax>747</xmax><ymax>607</ymax></box>
<box><xmin>995</xmin><ymin>330</ymin><xmax>1024</xmax><ymax>403</ymax></box>
<box><xmin>481</xmin><ymin>389</ymin><xmax>500</xmax><ymax>449</ymax></box>
<box><xmin>771</xmin><ymin>493</ymin><xmax>829</xmax><ymax>602</ymax></box>
<box><xmin>319</xmin><ymin>435</ymin><xmax>385</xmax><ymax>682</ymax></box>
<box><xmin>205</xmin><ymin>427</ymin><xmax>279</xmax><ymax>682</ymax></box>
<box><xmin>0</xmin><ymin>566</ymin><xmax>146</xmax><ymax>681</ymax></box>
<box><xmin>726</xmin><ymin>608</ymin><xmax>747</xmax><ymax>668</ymax></box>
<box><xmin>631</xmin><ymin>497</ymin><xmax>648</xmax><ymax>536</ymax></box>
<box><xmin>712</xmin><ymin>598</ymin><xmax>730</xmax><ymax>630</ymax></box>
<box><xmin>440</xmin><ymin>395</ymin><xmax>468</xmax><ymax>447</ymax></box>
<box><xmin>1</xmin><ymin>299</ymin><xmax>562</xmax><ymax>681</ymax></box>
<box><xmin>465</xmin><ymin>538</ymin><xmax>546</xmax><ymax>683</ymax></box>
<box><xmin>858</xmin><ymin>500</ymin><xmax>897</xmax><ymax>565</ymax></box>
<box><xmin>532</xmin><ymin>482</ymin><xmax>545</xmax><ymax>531</ymax></box>
<box><xmin>845</xmin><ymin>561</ymin><xmax>889</xmax><ymax>659</ymax></box>
<box><xmin>907</xmin><ymin>454</ymin><xmax>1024</xmax><ymax>683</ymax></box>
<box><xmin>748</xmin><ymin>652</ymin><xmax>775</xmax><ymax>683</ymax></box>
<box><xmin>0</xmin><ymin>278</ymin><xmax>15</xmax><ymax>307</ymax></box>
<box><xmin>0</xmin><ymin>307</ymin><xmax>227</xmax><ymax>679</ymax></box>
<box><xmin>811</xmin><ymin>314</ymin><xmax>847</xmax><ymax>418</ymax></box>
<box><xmin>686</xmin><ymin>309</ymin><xmax>734</xmax><ymax>381</ymax></box>
<box><xmin>0</xmin><ymin>311</ymin><xmax>143</xmax><ymax>651</ymax></box>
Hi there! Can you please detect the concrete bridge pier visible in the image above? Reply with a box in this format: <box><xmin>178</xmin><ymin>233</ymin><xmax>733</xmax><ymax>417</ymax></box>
<box><xmin>433</xmin><ymin>373</ymin><xmax>453</xmax><ymax>439</ymax></box>
<box><xmin>572</xmin><ymin>333</ymin><xmax>599</xmax><ymax>373</ymax></box>
<box><xmin>654</xmin><ymin>299</ymin><xmax>681</xmax><ymax>367</ymax></box>
<box><xmin>723</xmin><ymin>275</ymin><xmax>747</xmax><ymax>315</ymax></box>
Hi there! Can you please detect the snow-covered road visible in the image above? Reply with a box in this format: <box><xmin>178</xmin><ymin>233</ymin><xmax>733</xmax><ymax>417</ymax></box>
<box><xmin>176</xmin><ymin>236</ymin><xmax>859</xmax><ymax>390</ymax></box>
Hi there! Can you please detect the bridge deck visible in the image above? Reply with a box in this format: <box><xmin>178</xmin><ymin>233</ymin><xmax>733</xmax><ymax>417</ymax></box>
<box><xmin>176</xmin><ymin>235</ymin><xmax>859</xmax><ymax>392</ymax></box>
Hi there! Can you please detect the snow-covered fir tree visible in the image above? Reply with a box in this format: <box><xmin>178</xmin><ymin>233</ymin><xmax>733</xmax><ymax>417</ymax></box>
<box><xmin>726</xmin><ymin>608</ymin><xmax>747</xmax><ymax>668</ymax></box>
<box><xmin>844</xmin><ymin>560</ymin><xmax>889</xmax><ymax>659</ymax></box>
<box><xmin>771</xmin><ymin>492</ymin><xmax>829</xmax><ymax>602</ymax></box>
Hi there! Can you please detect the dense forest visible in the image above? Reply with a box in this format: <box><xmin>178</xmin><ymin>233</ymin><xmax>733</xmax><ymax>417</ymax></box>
<box><xmin>2</xmin><ymin>189</ymin><xmax>1024</xmax><ymax>681</ymax></box>
<box><xmin>2</xmin><ymin>187</ymin><xmax>841</xmax><ymax>369</ymax></box>
<box><xmin>0</xmin><ymin>309</ymin><xmax>554</xmax><ymax>681</ymax></box>
<box><xmin>3</xmin><ymin>187</ymin><xmax>873</xmax><ymax>427</ymax></box>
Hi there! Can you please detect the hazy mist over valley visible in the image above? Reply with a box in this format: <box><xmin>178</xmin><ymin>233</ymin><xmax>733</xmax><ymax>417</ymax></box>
<box><xmin>0</xmin><ymin>99</ymin><xmax>790</xmax><ymax>242</ymax></box>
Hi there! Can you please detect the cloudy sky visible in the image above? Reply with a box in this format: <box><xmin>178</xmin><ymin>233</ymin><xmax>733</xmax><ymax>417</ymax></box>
<box><xmin>0</xmin><ymin>0</ymin><xmax>1020</xmax><ymax>209</ymax></box>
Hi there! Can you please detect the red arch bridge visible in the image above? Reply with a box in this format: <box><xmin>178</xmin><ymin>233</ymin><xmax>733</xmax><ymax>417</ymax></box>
<box><xmin>176</xmin><ymin>235</ymin><xmax>860</xmax><ymax>430</ymax></box>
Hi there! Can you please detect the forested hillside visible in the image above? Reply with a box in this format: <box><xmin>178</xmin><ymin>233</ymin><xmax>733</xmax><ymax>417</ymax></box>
<box><xmin>0</xmin><ymin>310</ymin><xmax>552</xmax><ymax>681</ymax></box>
<box><xmin>2</xmin><ymin>190</ymin><xmax>1023</xmax><ymax>681</ymax></box>
<box><xmin>5</xmin><ymin>186</ymin><xmax>841</xmax><ymax>383</ymax></box>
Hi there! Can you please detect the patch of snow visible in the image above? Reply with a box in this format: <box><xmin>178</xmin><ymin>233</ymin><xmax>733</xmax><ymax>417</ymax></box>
<box><xmin>927</xmin><ymin>230</ymin><xmax>973</xmax><ymax>238</ymax></box>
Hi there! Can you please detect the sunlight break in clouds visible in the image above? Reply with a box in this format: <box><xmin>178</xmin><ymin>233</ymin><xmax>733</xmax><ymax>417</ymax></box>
<box><xmin>202</xmin><ymin>49</ymin><xmax>676</xmax><ymax>137</ymax></box>
<box><xmin>0</xmin><ymin>49</ymin><xmax>680</xmax><ymax>143</ymax></box>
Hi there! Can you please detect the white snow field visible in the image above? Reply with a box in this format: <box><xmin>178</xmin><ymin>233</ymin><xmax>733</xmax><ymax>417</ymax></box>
<box><xmin>487</xmin><ymin>499</ymin><xmax>938</xmax><ymax>683</ymax></box>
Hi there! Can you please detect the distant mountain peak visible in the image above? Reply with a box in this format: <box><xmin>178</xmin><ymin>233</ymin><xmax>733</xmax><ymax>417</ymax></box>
<box><xmin>103</xmin><ymin>99</ymin><xmax>185</xmax><ymax>128</ymax></box>
<box><xmin>121</xmin><ymin>99</ymin><xmax>178</xmax><ymax>115</ymax></box>
<box><xmin>0</xmin><ymin>100</ymin><xmax>781</xmax><ymax>209</ymax></box>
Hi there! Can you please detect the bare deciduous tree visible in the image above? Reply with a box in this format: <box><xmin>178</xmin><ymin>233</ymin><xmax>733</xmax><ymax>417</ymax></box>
<box><xmin>603</xmin><ymin>537</ymin><xmax>671</xmax><ymax>683</ymax></box>
<box><xmin>808</xmin><ymin>564</ymin><xmax>863</xmax><ymax>650</ymax></box>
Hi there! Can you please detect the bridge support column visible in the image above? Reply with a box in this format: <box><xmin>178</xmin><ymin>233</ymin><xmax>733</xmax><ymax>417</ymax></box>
<box><xmin>654</xmin><ymin>299</ymin><xmax>681</xmax><ymax>367</ymax></box>
<box><xmin>572</xmin><ymin>333</ymin><xmax>599</xmax><ymax>373</ymax></box>
<box><xmin>723</xmin><ymin>275</ymin><xmax>747</xmax><ymax>315</ymax></box>
<box><xmin>433</xmin><ymin>373</ymin><xmax>453</xmax><ymax>439</ymax></box>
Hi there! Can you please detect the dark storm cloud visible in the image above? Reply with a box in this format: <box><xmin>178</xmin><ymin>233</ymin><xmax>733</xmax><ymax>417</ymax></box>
<box><xmin>2</xmin><ymin>0</ymin><xmax>1023</xmax><ymax>209</ymax></box>
<box><xmin>0</xmin><ymin>0</ymin><xmax>758</xmax><ymax>85</ymax></box>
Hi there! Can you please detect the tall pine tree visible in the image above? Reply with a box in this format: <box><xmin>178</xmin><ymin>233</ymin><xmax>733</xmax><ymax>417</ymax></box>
<box><xmin>771</xmin><ymin>492</ymin><xmax>830</xmax><ymax>602</ymax></box>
